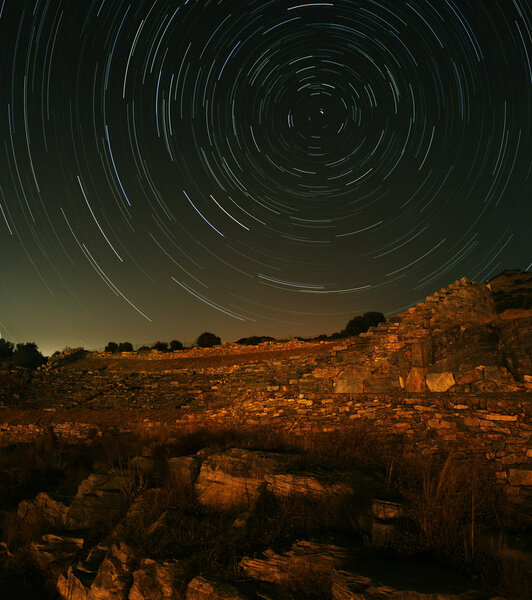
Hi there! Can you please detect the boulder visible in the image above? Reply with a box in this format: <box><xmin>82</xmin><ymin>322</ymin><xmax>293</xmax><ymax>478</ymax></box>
<box><xmin>168</xmin><ymin>456</ymin><xmax>200</xmax><ymax>487</ymax></box>
<box><xmin>87</xmin><ymin>543</ymin><xmax>135</xmax><ymax>600</ymax></box>
<box><xmin>17</xmin><ymin>492</ymin><xmax>69</xmax><ymax>529</ymax></box>
<box><xmin>129</xmin><ymin>558</ymin><xmax>185</xmax><ymax>600</ymax></box>
<box><xmin>194</xmin><ymin>449</ymin><xmax>294</xmax><ymax>511</ymax></box>
<box><xmin>31</xmin><ymin>534</ymin><xmax>83</xmax><ymax>568</ymax></box>
<box><xmin>57</xmin><ymin>566</ymin><xmax>90</xmax><ymax>600</ymax></box>
<box><xmin>66</xmin><ymin>473</ymin><xmax>130</xmax><ymax>530</ymax></box>
<box><xmin>185</xmin><ymin>576</ymin><xmax>249</xmax><ymax>600</ymax></box>
<box><xmin>240</xmin><ymin>540</ymin><xmax>356</xmax><ymax>585</ymax></box>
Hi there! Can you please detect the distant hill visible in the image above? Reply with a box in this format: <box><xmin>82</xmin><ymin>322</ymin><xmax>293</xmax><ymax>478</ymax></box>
<box><xmin>487</xmin><ymin>269</ymin><xmax>532</xmax><ymax>313</ymax></box>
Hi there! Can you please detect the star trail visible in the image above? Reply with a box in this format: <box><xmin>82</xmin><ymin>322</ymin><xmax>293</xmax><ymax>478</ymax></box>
<box><xmin>0</xmin><ymin>0</ymin><xmax>530</xmax><ymax>354</ymax></box>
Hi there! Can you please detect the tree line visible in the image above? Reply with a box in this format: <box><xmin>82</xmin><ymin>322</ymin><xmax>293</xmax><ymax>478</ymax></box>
<box><xmin>103</xmin><ymin>312</ymin><xmax>386</xmax><ymax>354</ymax></box>
<box><xmin>0</xmin><ymin>340</ymin><xmax>46</xmax><ymax>369</ymax></box>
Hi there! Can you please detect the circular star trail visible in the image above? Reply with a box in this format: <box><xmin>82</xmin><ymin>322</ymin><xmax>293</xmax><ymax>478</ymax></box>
<box><xmin>0</xmin><ymin>0</ymin><xmax>531</xmax><ymax>353</ymax></box>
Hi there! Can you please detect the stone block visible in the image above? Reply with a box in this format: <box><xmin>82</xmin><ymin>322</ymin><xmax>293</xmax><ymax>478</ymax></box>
<box><xmin>405</xmin><ymin>367</ymin><xmax>427</xmax><ymax>392</ymax></box>
<box><xmin>507</xmin><ymin>470</ymin><xmax>532</xmax><ymax>486</ymax></box>
<box><xmin>426</xmin><ymin>372</ymin><xmax>455</xmax><ymax>392</ymax></box>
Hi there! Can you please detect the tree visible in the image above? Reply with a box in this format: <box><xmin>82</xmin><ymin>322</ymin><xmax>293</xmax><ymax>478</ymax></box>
<box><xmin>362</xmin><ymin>311</ymin><xmax>386</xmax><ymax>329</ymax></box>
<box><xmin>342</xmin><ymin>311</ymin><xmax>385</xmax><ymax>338</ymax></box>
<box><xmin>137</xmin><ymin>346</ymin><xmax>150</xmax><ymax>353</ymax></box>
<box><xmin>236</xmin><ymin>336</ymin><xmax>275</xmax><ymax>346</ymax></box>
<box><xmin>0</xmin><ymin>338</ymin><xmax>14</xmax><ymax>359</ymax></box>
<box><xmin>152</xmin><ymin>341</ymin><xmax>168</xmax><ymax>352</ymax></box>
<box><xmin>196</xmin><ymin>332</ymin><xmax>221</xmax><ymax>348</ymax></box>
<box><xmin>105</xmin><ymin>342</ymin><xmax>118</xmax><ymax>353</ymax></box>
<box><xmin>169</xmin><ymin>339</ymin><xmax>183</xmax><ymax>351</ymax></box>
<box><xmin>117</xmin><ymin>342</ymin><xmax>133</xmax><ymax>352</ymax></box>
<box><xmin>13</xmin><ymin>343</ymin><xmax>46</xmax><ymax>369</ymax></box>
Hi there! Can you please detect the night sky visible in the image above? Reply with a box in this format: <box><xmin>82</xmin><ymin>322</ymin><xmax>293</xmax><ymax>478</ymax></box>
<box><xmin>0</xmin><ymin>0</ymin><xmax>530</xmax><ymax>355</ymax></box>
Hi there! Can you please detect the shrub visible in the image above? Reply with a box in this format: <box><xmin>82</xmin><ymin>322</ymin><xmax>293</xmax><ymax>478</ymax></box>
<box><xmin>236</xmin><ymin>336</ymin><xmax>275</xmax><ymax>346</ymax></box>
<box><xmin>12</xmin><ymin>343</ymin><xmax>46</xmax><ymax>370</ymax></box>
<box><xmin>117</xmin><ymin>342</ymin><xmax>133</xmax><ymax>352</ymax></box>
<box><xmin>137</xmin><ymin>346</ymin><xmax>150</xmax><ymax>353</ymax></box>
<box><xmin>196</xmin><ymin>332</ymin><xmax>221</xmax><ymax>348</ymax></box>
<box><xmin>169</xmin><ymin>339</ymin><xmax>183</xmax><ymax>351</ymax></box>
<box><xmin>0</xmin><ymin>338</ymin><xmax>14</xmax><ymax>359</ymax></box>
<box><xmin>342</xmin><ymin>311</ymin><xmax>385</xmax><ymax>337</ymax></box>
<box><xmin>152</xmin><ymin>341</ymin><xmax>168</xmax><ymax>352</ymax></box>
<box><xmin>105</xmin><ymin>341</ymin><xmax>118</xmax><ymax>353</ymax></box>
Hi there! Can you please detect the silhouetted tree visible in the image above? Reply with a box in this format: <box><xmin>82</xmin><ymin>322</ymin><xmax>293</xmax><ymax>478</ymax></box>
<box><xmin>0</xmin><ymin>339</ymin><xmax>14</xmax><ymax>359</ymax></box>
<box><xmin>169</xmin><ymin>339</ymin><xmax>183</xmax><ymax>351</ymax></box>
<box><xmin>152</xmin><ymin>341</ymin><xmax>168</xmax><ymax>352</ymax></box>
<box><xmin>342</xmin><ymin>311</ymin><xmax>385</xmax><ymax>337</ymax></box>
<box><xmin>137</xmin><ymin>346</ymin><xmax>150</xmax><ymax>353</ymax></box>
<box><xmin>117</xmin><ymin>342</ymin><xmax>133</xmax><ymax>352</ymax></box>
<box><xmin>236</xmin><ymin>336</ymin><xmax>275</xmax><ymax>346</ymax></box>
<box><xmin>196</xmin><ymin>332</ymin><xmax>221</xmax><ymax>348</ymax></box>
<box><xmin>105</xmin><ymin>342</ymin><xmax>118</xmax><ymax>353</ymax></box>
<box><xmin>13</xmin><ymin>343</ymin><xmax>46</xmax><ymax>369</ymax></box>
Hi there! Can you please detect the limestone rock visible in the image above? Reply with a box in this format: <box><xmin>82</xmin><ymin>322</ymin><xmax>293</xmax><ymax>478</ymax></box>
<box><xmin>240</xmin><ymin>540</ymin><xmax>356</xmax><ymax>585</ymax></box>
<box><xmin>31</xmin><ymin>534</ymin><xmax>83</xmax><ymax>568</ymax></box>
<box><xmin>168</xmin><ymin>455</ymin><xmax>200</xmax><ymax>487</ymax></box>
<box><xmin>57</xmin><ymin>566</ymin><xmax>90</xmax><ymax>600</ymax></box>
<box><xmin>87</xmin><ymin>543</ymin><xmax>135</xmax><ymax>600</ymax></box>
<box><xmin>405</xmin><ymin>368</ymin><xmax>427</xmax><ymax>393</ymax></box>
<box><xmin>17</xmin><ymin>492</ymin><xmax>69</xmax><ymax>529</ymax></box>
<box><xmin>66</xmin><ymin>473</ymin><xmax>129</xmax><ymax>530</ymax></box>
<box><xmin>129</xmin><ymin>558</ymin><xmax>185</xmax><ymax>600</ymax></box>
<box><xmin>426</xmin><ymin>372</ymin><xmax>455</xmax><ymax>392</ymax></box>
<box><xmin>185</xmin><ymin>575</ymin><xmax>249</xmax><ymax>600</ymax></box>
<box><xmin>194</xmin><ymin>449</ymin><xmax>294</xmax><ymax>510</ymax></box>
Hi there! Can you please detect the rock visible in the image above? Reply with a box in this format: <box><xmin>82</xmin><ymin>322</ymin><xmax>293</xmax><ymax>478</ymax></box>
<box><xmin>87</xmin><ymin>543</ymin><xmax>135</xmax><ymax>600</ymax></box>
<box><xmin>168</xmin><ymin>456</ymin><xmax>200</xmax><ymax>487</ymax></box>
<box><xmin>194</xmin><ymin>449</ymin><xmax>294</xmax><ymax>511</ymax></box>
<box><xmin>266</xmin><ymin>471</ymin><xmax>353</xmax><ymax>499</ymax></box>
<box><xmin>57</xmin><ymin>566</ymin><xmax>90</xmax><ymax>600</ymax></box>
<box><xmin>240</xmin><ymin>540</ymin><xmax>356</xmax><ymax>585</ymax></box>
<box><xmin>371</xmin><ymin>499</ymin><xmax>404</xmax><ymax>521</ymax></box>
<box><xmin>426</xmin><ymin>372</ymin><xmax>456</xmax><ymax>392</ymax></box>
<box><xmin>17</xmin><ymin>492</ymin><xmax>69</xmax><ymax>529</ymax></box>
<box><xmin>66</xmin><ymin>473</ymin><xmax>130</xmax><ymax>530</ymax></box>
<box><xmin>405</xmin><ymin>367</ymin><xmax>427</xmax><ymax>392</ymax></box>
<box><xmin>129</xmin><ymin>558</ymin><xmax>185</xmax><ymax>600</ymax></box>
<box><xmin>185</xmin><ymin>575</ymin><xmax>249</xmax><ymax>600</ymax></box>
<box><xmin>507</xmin><ymin>469</ymin><xmax>532</xmax><ymax>486</ymax></box>
<box><xmin>31</xmin><ymin>534</ymin><xmax>83</xmax><ymax>568</ymax></box>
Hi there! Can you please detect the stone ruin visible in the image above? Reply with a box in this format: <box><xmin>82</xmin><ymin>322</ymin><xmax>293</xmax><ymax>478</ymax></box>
<box><xmin>331</xmin><ymin>277</ymin><xmax>532</xmax><ymax>394</ymax></box>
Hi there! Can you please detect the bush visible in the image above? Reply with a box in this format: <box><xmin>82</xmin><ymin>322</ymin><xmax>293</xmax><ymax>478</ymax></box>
<box><xmin>137</xmin><ymin>346</ymin><xmax>150</xmax><ymax>353</ymax></box>
<box><xmin>236</xmin><ymin>336</ymin><xmax>275</xmax><ymax>346</ymax></box>
<box><xmin>169</xmin><ymin>340</ymin><xmax>183</xmax><ymax>351</ymax></box>
<box><xmin>117</xmin><ymin>342</ymin><xmax>133</xmax><ymax>352</ymax></box>
<box><xmin>0</xmin><ymin>338</ymin><xmax>14</xmax><ymax>359</ymax></box>
<box><xmin>196</xmin><ymin>332</ymin><xmax>221</xmax><ymax>348</ymax></box>
<box><xmin>152</xmin><ymin>341</ymin><xmax>168</xmax><ymax>352</ymax></box>
<box><xmin>12</xmin><ymin>343</ymin><xmax>46</xmax><ymax>370</ymax></box>
<box><xmin>342</xmin><ymin>311</ymin><xmax>385</xmax><ymax>337</ymax></box>
<box><xmin>105</xmin><ymin>342</ymin><xmax>118</xmax><ymax>353</ymax></box>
